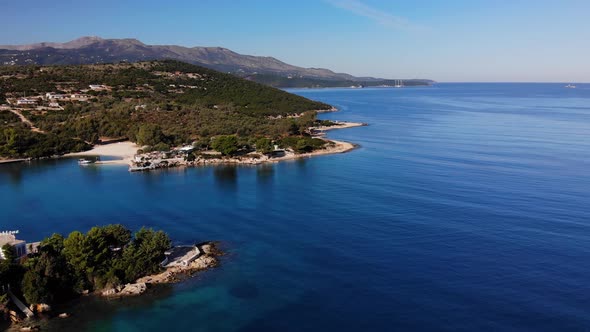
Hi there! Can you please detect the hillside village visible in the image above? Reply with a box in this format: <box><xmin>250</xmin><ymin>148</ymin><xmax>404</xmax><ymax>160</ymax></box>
<box><xmin>0</xmin><ymin>60</ymin><xmax>339</xmax><ymax>160</ymax></box>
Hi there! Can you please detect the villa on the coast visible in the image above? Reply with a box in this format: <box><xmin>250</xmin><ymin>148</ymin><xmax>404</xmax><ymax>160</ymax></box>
<box><xmin>0</xmin><ymin>231</ymin><xmax>27</xmax><ymax>260</ymax></box>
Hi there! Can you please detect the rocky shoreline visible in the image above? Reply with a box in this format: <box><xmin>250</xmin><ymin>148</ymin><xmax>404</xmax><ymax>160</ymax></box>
<box><xmin>101</xmin><ymin>242</ymin><xmax>222</xmax><ymax>298</ymax></box>
<box><xmin>0</xmin><ymin>117</ymin><xmax>366</xmax><ymax>169</ymax></box>
<box><xmin>127</xmin><ymin>122</ymin><xmax>367</xmax><ymax>171</ymax></box>
<box><xmin>7</xmin><ymin>242</ymin><xmax>222</xmax><ymax>331</ymax></box>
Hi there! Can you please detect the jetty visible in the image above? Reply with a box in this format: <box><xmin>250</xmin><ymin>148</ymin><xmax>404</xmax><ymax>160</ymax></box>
<box><xmin>7</xmin><ymin>289</ymin><xmax>34</xmax><ymax>318</ymax></box>
<box><xmin>161</xmin><ymin>245</ymin><xmax>201</xmax><ymax>267</ymax></box>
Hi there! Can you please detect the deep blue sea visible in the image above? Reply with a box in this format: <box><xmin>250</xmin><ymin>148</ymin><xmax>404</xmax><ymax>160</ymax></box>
<box><xmin>1</xmin><ymin>83</ymin><xmax>590</xmax><ymax>331</ymax></box>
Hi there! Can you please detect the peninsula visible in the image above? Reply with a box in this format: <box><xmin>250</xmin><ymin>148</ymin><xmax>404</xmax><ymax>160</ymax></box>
<box><xmin>0</xmin><ymin>60</ymin><xmax>364</xmax><ymax>164</ymax></box>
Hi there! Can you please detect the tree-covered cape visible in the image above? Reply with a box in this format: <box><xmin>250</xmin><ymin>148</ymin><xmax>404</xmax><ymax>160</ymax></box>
<box><xmin>0</xmin><ymin>225</ymin><xmax>171</xmax><ymax>306</ymax></box>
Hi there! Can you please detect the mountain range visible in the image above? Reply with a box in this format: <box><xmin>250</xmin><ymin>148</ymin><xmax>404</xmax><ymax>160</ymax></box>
<box><xmin>0</xmin><ymin>37</ymin><xmax>433</xmax><ymax>88</ymax></box>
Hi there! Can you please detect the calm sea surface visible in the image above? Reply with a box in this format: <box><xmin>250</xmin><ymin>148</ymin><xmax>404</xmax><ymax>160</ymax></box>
<box><xmin>1</xmin><ymin>84</ymin><xmax>590</xmax><ymax>331</ymax></box>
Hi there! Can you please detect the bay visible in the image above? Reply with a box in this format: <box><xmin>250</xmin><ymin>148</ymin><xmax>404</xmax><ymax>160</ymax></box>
<box><xmin>1</xmin><ymin>83</ymin><xmax>590</xmax><ymax>331</ymax></box>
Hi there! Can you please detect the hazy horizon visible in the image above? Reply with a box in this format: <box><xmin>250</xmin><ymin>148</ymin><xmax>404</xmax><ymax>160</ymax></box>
<box><xmin>1</xmin><ymin>0</ymin><xmax>588</xmax><ymax>83</ymax></box>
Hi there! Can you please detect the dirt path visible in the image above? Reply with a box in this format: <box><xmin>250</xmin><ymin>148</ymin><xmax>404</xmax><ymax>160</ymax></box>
<box><xmin>3</xmin><ymin>109</ymin><xmax>45</xmax><ymax>133</ymax></box>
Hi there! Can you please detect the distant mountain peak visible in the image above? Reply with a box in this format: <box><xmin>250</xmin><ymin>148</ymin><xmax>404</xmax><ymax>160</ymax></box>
<box><xmin>63</xmin><ymin>36</ymin><xmax>105</xmax><ymax>48</ymax></box>
<box><xmin>0</xmin><ymin>36</ymin><xmax>360</xmax><ymax>79</ymax></box>
<box><xmin>0</xmin><ymin>36</ymin><xmax>435</xmax><ymax>87</ymax></box>
<box><xmin>72</xmin><ymin>36</ymin><xmax>104</xmax><ymax>42</ymax></box>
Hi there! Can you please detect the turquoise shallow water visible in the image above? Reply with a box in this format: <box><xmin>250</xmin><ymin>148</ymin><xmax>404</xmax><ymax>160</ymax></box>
<box><xmin>1</xmin><ymin>84</ymin><xmax>590</xmax><ymax>331</ymax></box>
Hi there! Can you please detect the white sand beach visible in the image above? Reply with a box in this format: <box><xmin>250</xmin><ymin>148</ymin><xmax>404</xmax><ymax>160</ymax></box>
<box><xmin>314</xmin><ymin>121</ymin><xmax>366</xmax><ymax>131</ymax></box>
<box><xmin>66</xmin><ymin>141</ymin><xmax>139</xmax><ymax>164</ymax></box>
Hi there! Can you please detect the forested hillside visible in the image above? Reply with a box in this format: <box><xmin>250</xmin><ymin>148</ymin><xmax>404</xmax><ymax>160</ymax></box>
<box><xmin>0</xmin><ymin>60</ymin><xmax>332</xmax><ymax>158</ymax></box>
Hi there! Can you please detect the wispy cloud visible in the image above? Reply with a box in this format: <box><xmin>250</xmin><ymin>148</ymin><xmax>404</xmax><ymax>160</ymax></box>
<box><xmin>325</xmin><ymin>0</ymin><xmax>419</xmax><ymax>31</ymax></box>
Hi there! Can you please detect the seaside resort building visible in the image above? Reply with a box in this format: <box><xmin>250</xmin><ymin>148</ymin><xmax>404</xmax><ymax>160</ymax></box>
<box><xmin>0</xmin><ymin>232</ymin><xmax>27</xmax><ymax>260</ymax></box>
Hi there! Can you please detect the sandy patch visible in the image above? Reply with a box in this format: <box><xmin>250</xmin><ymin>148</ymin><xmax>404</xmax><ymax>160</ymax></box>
<box><xmin>66</xmin><ymin>141</ymin><xmax>139</xmax><ymax>164</ymax></box>
<box><xmin>314</xmin><ymin>121</ymin><xmax>367</xmax><ymax>131</ymax></box>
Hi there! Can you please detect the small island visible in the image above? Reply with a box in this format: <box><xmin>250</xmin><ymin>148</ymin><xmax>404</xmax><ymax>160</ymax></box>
<box><xmin>0</xmin><ymin>226</ymin><xmax>221</xmax><ymax>329</ymax></box>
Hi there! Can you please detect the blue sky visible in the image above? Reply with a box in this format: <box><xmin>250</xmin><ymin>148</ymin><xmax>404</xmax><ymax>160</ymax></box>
<box><xmin>1</xmin><ymin>0</ymin><xmax>588</xmax><ymax>82</ymax></box>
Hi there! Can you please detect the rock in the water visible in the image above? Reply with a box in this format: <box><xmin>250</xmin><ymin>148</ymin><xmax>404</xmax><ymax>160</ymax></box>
<box><xmin>119</xmin><ymin>283</ymin><xmax>147</xmax><ymax>296</ymax></box>
<box><xmin>102</xmin><ymin>288</ymin><xmax>118</xmax><ymax>296</ymax></box>
<box><xmin>9</xmin><ymin>310</ymin><xmax>21</xmax><ymax>323</ymax></box>
<box><xmin>190</xmin><ymin>255</ymin><xmax>218</xmax><ymax>270</ymax></box>
<box><xmin>201</xmin><ymin>244</ymin><xmax>213</xmax><ymax>254</ymax></box>
<box><xmin>35</xmin><ymin>303</ymin><xmax>51</xmax><ymax>313</ymax></box>
<box><xmin>102</xmin><ymin>283</ymin><xmax>147</xmax><ymax>297</ymax></box>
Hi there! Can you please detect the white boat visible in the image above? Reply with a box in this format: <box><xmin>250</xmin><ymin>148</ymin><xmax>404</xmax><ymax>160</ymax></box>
<box><xmin>565</xmin><ymin>84</ymin><xmax>576</xmax><ymax>89</ymax></box>
<box><xmin>78</xmin><ymin>158</ymin><xmax>94</xmax><ymax>165</ymax></box>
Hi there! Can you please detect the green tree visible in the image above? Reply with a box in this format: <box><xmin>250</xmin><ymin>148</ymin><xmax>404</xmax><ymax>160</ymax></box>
<box><xmin>1</xmin><ymin>244</ymin><xmax>16</xmax><ymax>263</ymax></box>
<box><xmin>40</xmin><ymin>234</ymin><xmax>65</xmax><ymax>255</ymax></box>
<box><xmin>117</xmin><ymin>228</ymin><xmax>171</xmax><ymax>282</ymax></box>
<box><xmin>193</xmin><ymin>137</ymin><xmax>211</xmax><ymax>150</ymax></box>
<box><xmin>211</xmin><ymin>135</ymin><xmax>239</xmax><ymax>156</ymax></box>
<box><xmin>136</xmin><ymin>124</ymin><xmax>164</xmax><ymax>146</ymax></box>
<box><xmin>2</xmin><ymin>128</ymin><xmax>18</xmax><ymax>155</ymax></box>
<box><xmin>102</xmin><ymin>224</ymin><xmax>131</xmax><ymax>248</ymax></box>
<box><xmin>255</xmin><ymin>137</ymin><xmax>274</xmax><ymax>154</ymax></box>
<box><xmin>295</xmin><ymin>139</ymin><xmax>312</xmax><ymax>153</ymax></box>
<box><xmin>62</xmin><ymin>231</ymin><xmax>93</xmax><ymax>290</ymax></box>
<box><xmin>21</xmin><ymin>249</ymin><xmax>74</xmax><ymax>305</ymax></box>
<box><xmin>288</xmin><ymin>121</ymin><xmax>300</xmax><ymax>135</ymax></box>
<box><xmin>22</xmin><ymin>262</ymin><xmax>49</xmax><ymax>304</ymax></box>
<box><xmin>153</xmin><ymin>142</ymin><xmax>170</xmax><ymax>152</ymax></box>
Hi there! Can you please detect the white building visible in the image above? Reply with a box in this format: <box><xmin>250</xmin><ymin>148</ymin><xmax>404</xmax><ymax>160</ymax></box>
<box><xmin>16</xmin><ymin>98</ymin><xmax>37</xmax><ymax>105</ymax></box>
<box><xmin>45</xmin><ymin>93</ymin><xmax>68</xmax><ymax>100</ymax></box>
<box><xmin>71</xmin><ymin>93</ymin><xmax>90</xmax><ymax>101</ymax></box>
<box><xmin>89</xmin><ymin>84</ymin><xmax>108</xmax><ymax>91</ymax></box>
<box><xmin>0</xmin><ymin>232</ymin><xmax>27</xmax><ymax>260</ymax></box>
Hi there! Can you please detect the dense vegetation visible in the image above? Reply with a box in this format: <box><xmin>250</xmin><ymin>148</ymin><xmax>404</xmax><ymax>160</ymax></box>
<box><xmin>0</xmin><ymin>60</ymin><xmax>333</xmax><ymax>158</ymax></box>
<box><xmin>0</xmin><ymin>225</ymin><xmax>170</xmax><ymax>310</ymax></box>
<box><xmin>0</xmin><ymin>125</ymin><xmax>90</xmax><ymax>158</ymax></box>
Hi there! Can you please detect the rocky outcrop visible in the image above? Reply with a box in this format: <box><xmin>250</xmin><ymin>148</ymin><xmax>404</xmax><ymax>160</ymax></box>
<box><xmin>136</xmin><ymin>242</ymin><xmax>221</xmax><ymax>285</ymax></box>
<box><xmin>101</xmin><ymin>283</ymin><xmax>147</xmax><ymax>297</ymax></box>
<box><xmin>119</xmin><ymin>283</ymin><xmax>147</xmax><ymax>296</ymax></box>
<box><xmin>98</xmin><ymin>243</ymin><xmax>221</xmax><ymax>298</ymax></box>
<box><xmin>30</xmin><ymin>303</ymin><xmax>51</xmax><ymax>314</ymax></box>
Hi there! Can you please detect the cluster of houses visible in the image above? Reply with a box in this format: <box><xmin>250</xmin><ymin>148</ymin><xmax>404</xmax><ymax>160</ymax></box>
<box><xmin>45</xmin><ymin>92</ymin><xmax>91</xmax><ymax>102</ymax></box>
<box><xmin>11</xmin><ymin>84</ymin><xmax>108</xmax><ymax>107</ymax></box>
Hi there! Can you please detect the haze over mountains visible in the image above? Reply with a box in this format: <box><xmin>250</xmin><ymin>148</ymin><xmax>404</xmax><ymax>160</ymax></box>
<box><xmin>0</xmin><ymin>37</ymin><xmax>432</xmax><ymax>88</ymax></box>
